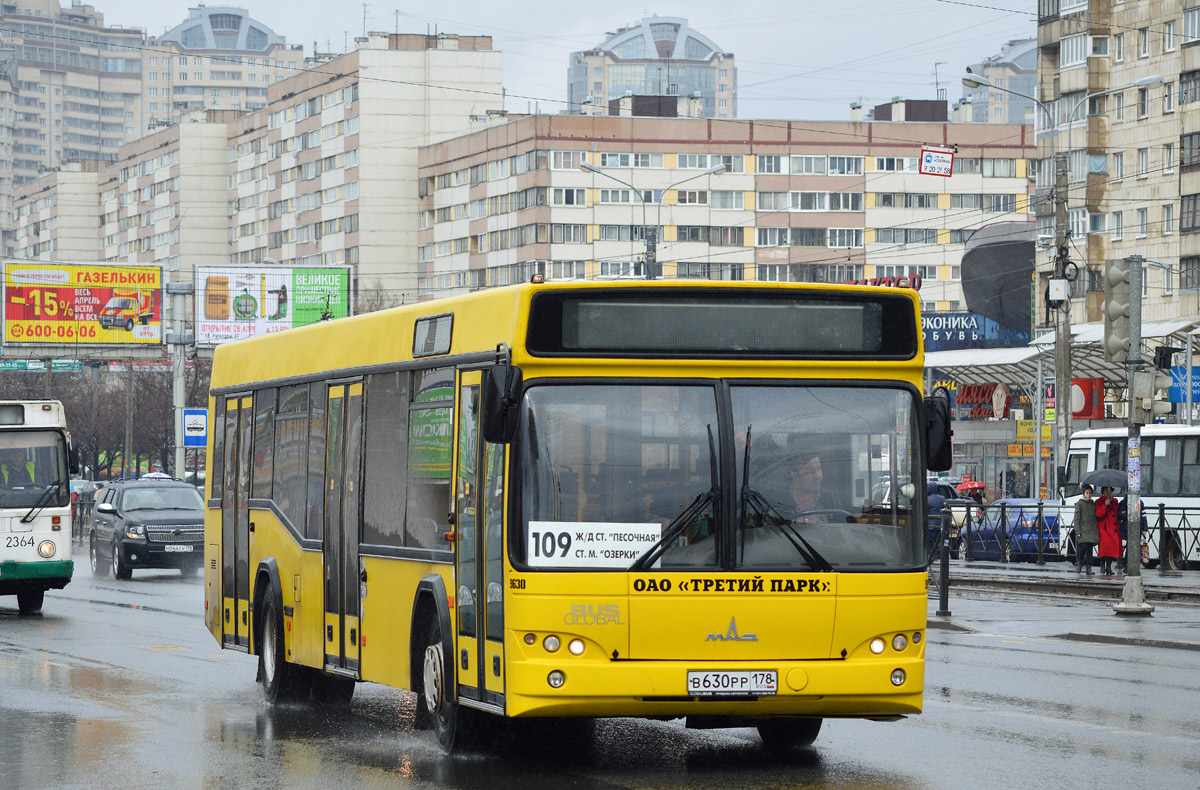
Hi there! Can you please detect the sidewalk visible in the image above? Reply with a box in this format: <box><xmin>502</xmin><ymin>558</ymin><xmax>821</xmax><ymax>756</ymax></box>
<box><xmin>928</xmin><ymin>559</ymin><xmax>1200</xmax><ymax>651</ymax></box>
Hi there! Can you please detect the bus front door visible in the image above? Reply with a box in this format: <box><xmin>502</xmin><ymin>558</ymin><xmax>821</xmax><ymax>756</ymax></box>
<box><xmin>221</xmin><ymin>395</ymin><xmax>253</xmax><ymax>651</ymax></box>
<box><xmin>454</xmin><ymin>371</ymin><xmax>506</xmax><ymax>709</ymax></box>
<box><xmin>323</xmin><ymin>382</ymin><xmax>363</xmax><ymax>676</ymax></box>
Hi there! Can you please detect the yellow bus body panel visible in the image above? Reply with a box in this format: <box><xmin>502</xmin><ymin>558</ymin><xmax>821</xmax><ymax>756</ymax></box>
<box><xmin>357</xmin><ymin>556</ymin><xmax>452</xmax><ymax>689</ymax></box>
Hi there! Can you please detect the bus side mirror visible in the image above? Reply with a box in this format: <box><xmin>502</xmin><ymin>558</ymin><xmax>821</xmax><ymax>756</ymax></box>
<box><xmin>924</xmin><ymin>388</ymin><xmax>953</xmax><ymax>472</ymax></box>
<box><xmin>482</xmin><ymin>363</ymin><xmax>523</xmax><ymax>444</ymax></box>
<box><xmin>69</xmin><ymin>445</ymin><xmax>80</xmax><ymax>476</ymax></box>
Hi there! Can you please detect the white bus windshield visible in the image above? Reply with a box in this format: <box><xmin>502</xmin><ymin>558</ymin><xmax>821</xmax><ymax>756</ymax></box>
<box><xmin>0</xmin><ymin>430</ymin><xmax>69</xmax><ymax>508</ymax></box>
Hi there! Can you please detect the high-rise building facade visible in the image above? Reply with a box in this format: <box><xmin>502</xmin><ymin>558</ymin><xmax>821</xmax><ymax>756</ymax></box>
<box><xmin>567</xmin><ymin>17</ymin><xmax>735</xmax><ymax>118</ymax></box>
<box><xmin>415</xmin><ymin>115</ymin><xmax>1034</xmax><ymax>305</ymax></box>
<box><xmin>141</xmin><ymin>6</ymin><xmax>303</xmax><ymax>127</ymax></box>
<box><xmin>12</xmin><ymin>32</ymin><xmax>506</xmax><ymax>318</ymax></box>
<box><xmin>959</xmin><ymin>39</ymin><xmax>1037</xmax><ymax>124</ymax></box>
<box><xmin>1035</xmin><ymin>1</ymin><xmax>1189</xmax><ymax>329</ymax></box>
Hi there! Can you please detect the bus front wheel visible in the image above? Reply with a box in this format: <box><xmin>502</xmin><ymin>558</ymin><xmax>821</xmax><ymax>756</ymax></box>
<box><xmin>17</xmin><ymin>587</ymin><xmax>44</xmax><ymax>615</ymax></box>
<box><xmin>757</xmin><ymin>717</ymin><xmax>823</xmax><ymax>749</ymax></box>
<box><xmin>423</xmin><ymin>617</ymin><xmax>479</xmax><ymax>751</ymax></box>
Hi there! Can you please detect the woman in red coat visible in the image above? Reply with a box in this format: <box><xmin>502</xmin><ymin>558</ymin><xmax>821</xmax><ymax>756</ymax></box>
<box><xmin>1095</xmin><ymin>486</ymin><xmax>1121</xmax><ymax>575</ymax></box>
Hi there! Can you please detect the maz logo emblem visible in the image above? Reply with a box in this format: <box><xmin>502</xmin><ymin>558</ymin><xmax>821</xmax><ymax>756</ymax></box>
<box><xmin>705</xmin><ymin>618</ymin><xmax>757</xmax><ymax>642</ymax></box>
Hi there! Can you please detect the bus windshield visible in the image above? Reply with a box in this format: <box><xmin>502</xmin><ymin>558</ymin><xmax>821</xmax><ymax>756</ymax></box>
<box><xmin>0</xmin><ymin>430</ymin><xmax>69</xmax><ymax>508</ymax></box>
<box><xmin>517</xmin><ymin>383</ymin><xmax>923</xmax><ymax>572</ymax></box>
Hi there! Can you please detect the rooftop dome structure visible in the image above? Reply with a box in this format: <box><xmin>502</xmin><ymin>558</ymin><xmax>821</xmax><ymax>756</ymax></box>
<box><xmin>156</xmin><ymin>6</ymin><xmax>288</xmax><ymax>51</ymax></box>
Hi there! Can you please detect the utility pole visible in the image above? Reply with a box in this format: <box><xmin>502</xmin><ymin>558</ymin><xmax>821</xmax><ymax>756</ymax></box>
<box><xmin>166</xmin><ymin>282</ymin><xmax>195</xmax><ymax>479</ymax></box>
<box><xmin>1052</xmin><ymin>154</ymin><xmax>1073</xmax><ymax>497</ymax></box>
<box><xmin>124</xmin><ymin>360</ymin><xmax>134</xmax><ymax>478</ymax></box>
<box><xmin>1114</xmin><ymin>255</ymin><xmax>1154</xmax><ymax>616</ymax></box>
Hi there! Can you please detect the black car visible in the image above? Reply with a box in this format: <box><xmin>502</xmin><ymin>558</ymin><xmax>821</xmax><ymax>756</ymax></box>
<box><xmin>88</xmin><ymin>478</ymin><xmax>205</xmax><ymax>579</ymax></box>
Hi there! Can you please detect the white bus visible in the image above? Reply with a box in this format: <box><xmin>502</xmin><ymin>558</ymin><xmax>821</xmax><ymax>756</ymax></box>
<box><xmin>0</xmin><ymin>400</ymin><xmax>77</xmax><ymax>613</ymax></box>
<box><xmin>1063</xmin><ymin>425</ymin><xmax>1200</xmax><ymax>570</ymax></box>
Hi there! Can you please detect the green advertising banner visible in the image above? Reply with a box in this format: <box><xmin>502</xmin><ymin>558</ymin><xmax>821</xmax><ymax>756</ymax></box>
<box><xmin>195</xmin><ymin>265</ymin><xmax>351</xmax><ymax>345</ymax></box>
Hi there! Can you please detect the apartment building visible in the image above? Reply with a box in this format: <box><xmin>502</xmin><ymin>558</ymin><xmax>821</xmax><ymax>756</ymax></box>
<box><xmin>567</xmin><ymin>17</ymin><xmax>736</xmax><ymax>118</ymax></box>
<box><xmin>13</xmin><ymin>31</ymin><xmax>505</xmax><ymax>318</ymax></box>
<box><xmin>1036</xmin><ymin>1</ymin><xmax>1195</xmax><ymax>328</ymax></box>
<box><xmin>960</xmin><ymin>39</ymin><xmax>1037</xmax><ymax>124</ymax></box>
<box><xmin>141</xmin><ymin>6</ymin><xmax>303</xmax><ymax>127</ymax></box>
<box><xmin>0</xmin><ymin>0</ymin><xmax>144</xmax><ymax>181</ymax></box>
<box><xmin>415</xmin><ymin>115</ymin><xmax>1034</xmax><ymax>305</ymax></box>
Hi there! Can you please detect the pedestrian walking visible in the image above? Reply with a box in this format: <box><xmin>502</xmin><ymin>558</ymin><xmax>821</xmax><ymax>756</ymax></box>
<box><xmin>927</xmin><ymin>482</ymin><xmax>946</xmax><ymax>557</ymax></box>
<box><xmin>1073</xmin><ymin>484</ymin><xmax>1099</xmax><ymax>575</ymax></box>
<box><xmin>1095</xmin><ymin>486</ymin><xmax>1120</xmax><ymax>575</ymax></box>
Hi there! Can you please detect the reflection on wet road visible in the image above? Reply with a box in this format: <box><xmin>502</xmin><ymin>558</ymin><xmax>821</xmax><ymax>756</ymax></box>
<box><xmin>3</xmin><ymin>559</ymin><xmax>1199</xmax><ymax>789</ymax></box>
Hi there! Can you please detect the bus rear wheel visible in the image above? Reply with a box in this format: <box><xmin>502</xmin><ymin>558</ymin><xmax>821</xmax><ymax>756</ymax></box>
<box><xmin>17</xmin><ymin>587</ymin><xmax>44</xmax><ymax>615</ymax></box>
<box><xmin>757</xmin><ymin>717</ymin><xmax>822</xmax><ymax>749</ymax></box>
<box><xmin>1161</xmin><ymin>535</ymin><xmax>1185</xmax><ymax>571</ymax></box>
<box><xmin>258</xmin><ymin>595</ymin><xmax>308</xmax><ymax>703</ymax></box>
<box><xmin>423</xmin><ymin>616</ymin><xmax>479</xmax><ymax>751</ymax></box>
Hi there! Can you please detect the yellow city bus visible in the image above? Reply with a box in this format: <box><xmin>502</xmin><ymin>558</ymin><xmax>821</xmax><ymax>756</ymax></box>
<box><xmin>203</xmin><ymin>280</ymin><xmax>951</xmax><ymax>751</ymax></box>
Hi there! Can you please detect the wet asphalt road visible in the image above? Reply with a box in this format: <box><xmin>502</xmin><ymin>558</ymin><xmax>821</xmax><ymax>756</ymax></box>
<box><xmin>2</xmin><ymin>551</ymin><xmax>1200</xmax><ymax>790</ymax></box>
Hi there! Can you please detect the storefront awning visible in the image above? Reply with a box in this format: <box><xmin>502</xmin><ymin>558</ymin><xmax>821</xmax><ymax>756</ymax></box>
<box><xmin>926</xmin><ymin>318</ymin><xmax>1200</xmax><ymax>388</ymax></box>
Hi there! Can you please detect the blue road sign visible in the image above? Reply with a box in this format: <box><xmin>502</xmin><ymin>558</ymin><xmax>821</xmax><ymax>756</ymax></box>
<box><xmin>183</xmin><ymin>408</ymin><xmax>208</xmax><ymax>447</ymax></box>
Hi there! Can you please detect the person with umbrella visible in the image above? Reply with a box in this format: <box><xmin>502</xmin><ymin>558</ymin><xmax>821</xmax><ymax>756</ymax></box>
<box><xmin>957</xmin><ymin>479</ymin><xmax>987</xmax><ymax>505</ymax></box>
<box><xmin>1073</xmin><ymin>484</ymin><xmax>1099</xmax><ymax>575</ymax></box>
<box><xmin>1095</xmin><ymin>485</ymin><xmax>1121</xmax><ymax>575</ymax></box>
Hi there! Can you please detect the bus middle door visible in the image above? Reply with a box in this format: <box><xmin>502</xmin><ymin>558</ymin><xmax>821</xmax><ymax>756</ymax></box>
<box><xmin>220</xmin><ymin>395</ymin><xmax>253</xmax><ymax>651</ymax></box>
<box><xmin>323</xmin><ymin>382</ymin><xmax>364</xmax><ymax>676</ymax></box>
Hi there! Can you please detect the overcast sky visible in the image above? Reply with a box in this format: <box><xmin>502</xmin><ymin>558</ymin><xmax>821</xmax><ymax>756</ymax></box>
<box><xmin>98</xmin><ymin>0</ymin><xmax>1035</xmax><ymax>120</ymax></box>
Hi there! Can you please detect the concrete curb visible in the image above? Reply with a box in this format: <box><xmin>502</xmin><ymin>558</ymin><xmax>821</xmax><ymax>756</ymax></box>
<box><xmin>929</xmin><ymin>576</ymin><xmax>1200</xmax><ymax>603</ymax></box>
<box><xmin>1053</xmin><ymin>631</ymin><xmax>1200</xmax><ymax>652</ymax></box>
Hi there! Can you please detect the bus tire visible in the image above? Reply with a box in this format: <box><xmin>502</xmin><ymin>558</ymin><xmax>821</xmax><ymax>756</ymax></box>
<box><xmin>17</xmin><ymin>587</ymin><xmax>44</xmax><ymax>615</ymax></box>
<box><xmin>310</xmin><ymin>671</ymin><xmax>354</xmax><ymax>705</ymax></box>
<box><xmin>112</xmin><ymin>541</ymin><xmax>132</xmax><ymax>580</ymax></box>
<box><xmin>89</xmin><ymin>535</ymin><xmax>109</xmax><ymax>578</ymax></box>
<box><xmin>757</xmin><ymin>717</ymin><xmax>822</xmax><ymax>749</ymax></box>
<box><xmin>423</xmin><ymin>615</ymin><xmax>479</xmax><ymax>751</ymax></box>
<box><xmin>1162</xmin><ymin>534</ymin><xmax>1185</xmax><ymax>571</ymax></box>
<box><xmin>258</xmin><ymin>594</ymin><xmax>307</xmax><ymax>704</ymax></box>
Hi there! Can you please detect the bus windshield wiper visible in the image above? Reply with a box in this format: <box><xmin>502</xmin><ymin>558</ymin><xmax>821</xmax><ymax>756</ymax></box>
<box><xmin>22</xmin><ymin>478</ymin><xmax>64</xmax><ymax>523</ymax></box>
<box><xmin>738</xmin><ymin>426</ymin><xmax>833</xmax><ymax>573</ymax></box>
<box><xmin>630</xmin><ymin>425</ymin><xmax>719</xmax><ymax>571</ymax></box>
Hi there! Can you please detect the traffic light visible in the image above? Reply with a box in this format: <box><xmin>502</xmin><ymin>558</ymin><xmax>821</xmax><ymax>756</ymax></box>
<box><xmin>1131</xmin><ymin>369</ymin><xmax>1173</xmax><ymax>425</ymax></box>
<box><xmin>1103</xmin><ymin>258</ymin><xmax>1132</xmax><ymax>363</ymax></box>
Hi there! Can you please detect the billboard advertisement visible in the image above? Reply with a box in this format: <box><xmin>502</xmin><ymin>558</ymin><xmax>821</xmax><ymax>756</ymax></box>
<box><xmin>196</xmin><ymin>266</ymin><xmax>351</xmax><ymax>345</ymax></box>
<box><xmin>2</xmin><ymin>262</ymin><xmax>162</xmax><ymax>345</ymax></box>
<box><xmin>922</xmin><ymin>312</ymin><xmax>1031</xmax><ymax>353</ymax></box>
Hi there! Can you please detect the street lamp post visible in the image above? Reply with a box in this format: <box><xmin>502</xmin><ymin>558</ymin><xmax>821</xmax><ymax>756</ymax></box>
<box><xmin>581</xmin><ymin>161</ymin><xmax>725</xmax><ymax>279</ymax></box>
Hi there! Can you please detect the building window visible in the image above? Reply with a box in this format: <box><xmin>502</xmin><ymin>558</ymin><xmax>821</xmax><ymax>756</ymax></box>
<box><xmin>827</xmin><ymin>156</ymin><xmax>863</xmax><ymax>175</ymax></box>
<box><xmin>827</xmin><ymin>228</ymin><xmax>863</xmax><ymax>248</ymax></box>
<box><xmin>1164</xmin><ymin>203</ymin><xmax>1175</xmax><ymax>235</ymax></box>
<box><xmin>1183</xmin><ymin>194</ymin><xmax>1200</xmax><ymax>231</ymax></box>
<box><xmin>1183</xmin><ymin>257</ymin><xmax>1200</xmax><ymax>290</ymax></box>
<box><xmin>1138</xmin><ymin>148</ymin><xmax>1149</xmax><ymax>177</ymax></box>
<box><xmin>1113</xmin><ymin>151</ymin><xmax>1124</xmax><ymax>179</ymax></box>
<box><xmin>1140</xmin><ymin>28</ymin><xmax>1150</xmax><ymax>57</ymax></box>
<box><xmin>1138</xmin><ymin>87</ymin><xmax>1149</xmax><ymax>118</ymax></box>
<box><xmin>1186</xmin><ymin>7</ymin><xmax>1200</xmax><ymax>44</ymax></box>
<box><xmin>1183</xmin><ymin>71</ymin><xmax>1200</xmax><ymax>105</ymax></box>
<box><xmin>1184</xmin><ymin>133</ymin><xmax>1200</xmax><ymax>169</ymax></box>
<box><xmin>1068</xmin><ymin>208</ymin><xmax>1087</xmax><ymax>239</ymax></box>
<box><xmin>1061</xmin><ymin>33</ymin><xmax>1088</xmax><ymax>68</ymax></box>
<box><xmin>1166</xmin><ymin>20</ymin><xmax>1177</xmax><ymax>52</ymax></box>
<box><xmin>1089</xmin><ymin>213</ymin><xmax>1107</xmax><ymax>234</ymax></box>
<box><xmin>1113</xmin><ymin>91</ymin><xmax>1125</xmax><ymax>120</ymax></box>
<box><xmin>1165</xmin><ymin>82</ymin><xmax>1176</xmax><ymax>113</ymax></box>
<box><xmin>1111</xmin><ymin>211</ymin><xmax>1124</xmax><ymax>239</ymax></box>
<box><xmin>1136</xmin><ymin>208</ymin><xmax>1148</xmax><ymax>237</ymax></box>
<box><xmin>757</xmin><ymin>155</ymin><xmax>782</xmax><ymax>174</ymax></box>
<box><xmin>1114</xmin><ymin>32</ymin><xmax>1124</xmax><ymax>61</ymax></box>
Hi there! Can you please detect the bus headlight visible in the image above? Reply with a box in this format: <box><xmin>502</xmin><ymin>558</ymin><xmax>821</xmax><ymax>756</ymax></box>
<box><xmin>892</xmin><ymin>634</ymin><xmax>908</xmax><ymax>651</ymax></box>
<box><xmin>890</xmin><ymin>668</ymin><xmax>906</xmax><ymax>686</ymax></box>
<box><xmin>38</xmin><ymin>540</ymin><xmax>55</xmax><ymax>558</ymax></box>
<box><xmin>869</xmin><ymin>637</ymin><xmax>886</xmax><ymax>654</ymax></box>
<box><xmin>568</xmin><ymin>639</ymin><xmax>585</xmax><ymax>655</ymax></box>
<box><xmin>543</xmin><ymin>635</ymin><xmax>561</xmax><ymax>652</ymax></box>
<box><xmin>547</xmin><ymin>670</ymin><xmax>565</xmax><ymax>688</ymax></box>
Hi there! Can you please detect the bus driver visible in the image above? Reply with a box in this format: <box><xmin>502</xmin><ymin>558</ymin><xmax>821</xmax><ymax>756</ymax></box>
<box><xmin>1</xmin><ymin>448</ymin><xmax>33</xmax><ymax>487</ymax></box>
